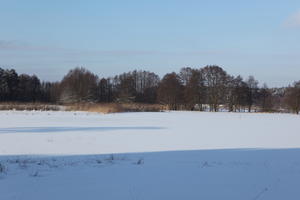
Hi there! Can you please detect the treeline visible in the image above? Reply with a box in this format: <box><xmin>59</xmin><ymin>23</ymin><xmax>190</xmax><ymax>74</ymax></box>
<box><xmin>0</xmin><ymin>66</ymin><xmax>299</xmax><ymax>114</ymax></box>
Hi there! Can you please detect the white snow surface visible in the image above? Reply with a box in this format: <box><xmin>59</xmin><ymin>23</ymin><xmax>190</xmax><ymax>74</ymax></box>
<box><xmin>0</xmin><ymin>111</ymin><xmax>300</xmax><ymax>200</ymax></box>
<box><xmin>0</xmin><ymin>111</ymin><xmax>299</xmax><ymax>155</ymax></box>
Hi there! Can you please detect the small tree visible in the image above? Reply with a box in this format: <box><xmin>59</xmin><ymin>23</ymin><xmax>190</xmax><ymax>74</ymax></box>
<box><xmin>245</xmin><ymin>76</ymin><xmax>259</xmax><ymax>112</ymax></box>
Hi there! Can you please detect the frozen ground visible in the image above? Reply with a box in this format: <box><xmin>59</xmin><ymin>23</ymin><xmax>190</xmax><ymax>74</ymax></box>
<box><xmin>0</xmin><ymin>111</ymin><xmax>299</xmax><ymax>200</ymax></box>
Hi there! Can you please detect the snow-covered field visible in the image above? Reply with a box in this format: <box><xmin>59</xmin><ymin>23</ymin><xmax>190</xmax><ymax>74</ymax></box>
<box><xmin>0</xmin><ymin>111</ymin><xmax>299</xmax><ymax>199</ymax></box>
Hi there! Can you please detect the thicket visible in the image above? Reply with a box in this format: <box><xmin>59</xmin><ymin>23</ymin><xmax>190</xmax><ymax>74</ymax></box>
<box><xmin>0</xmin><ymin>66</ymin><xmax>299</xmax><ymax>114</ymax></box>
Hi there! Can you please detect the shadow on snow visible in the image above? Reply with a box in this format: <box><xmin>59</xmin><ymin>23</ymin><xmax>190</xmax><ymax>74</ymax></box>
<box><xmin>0</xmin><ymin>126</ymin><xmax>165</xmax><ymax>134</ymax></box>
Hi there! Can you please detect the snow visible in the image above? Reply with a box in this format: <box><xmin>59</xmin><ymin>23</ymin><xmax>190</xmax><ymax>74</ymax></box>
<box><xmin>0</xmin><ymin>111</ymin><xmax>299</xmax><ymax>199</ymax></box>
<box><xmin>0</xmin><ymin>111</ymin><xmax>299</xmax><ymax>155</ymax></box>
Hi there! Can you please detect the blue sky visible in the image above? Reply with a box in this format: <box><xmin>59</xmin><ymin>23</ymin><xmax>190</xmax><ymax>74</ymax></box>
<box><xmin>0</xmin><ymin>0</ymin><xmax>300</xmax><ymax>86</ymax></box>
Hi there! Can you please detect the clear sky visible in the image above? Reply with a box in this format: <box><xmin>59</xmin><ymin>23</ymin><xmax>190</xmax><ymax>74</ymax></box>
<box><xmin>0</xmin><ymin>0</ymin><xmax>300</xmax><ymax>87</ymax></box>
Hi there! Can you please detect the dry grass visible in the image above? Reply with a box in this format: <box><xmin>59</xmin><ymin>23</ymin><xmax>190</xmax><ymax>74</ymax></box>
<box><xmin>0</xmin><ymin>102</ymin><xmax>286</xmax><ymax>114</ymax></box>
<box><xmin>122</xmin><ymin>103</ymin><xmax>166</xmax><ymax>112</ymax></box>
<box><xmin>0</xmin><ymin>102</ymin><xmax>62</xmax><ymax>111</ymax></box>
<box><xmin>66</xmin><ymin>103</ymin><xmax>165</xmax><ymax>114</ymax></box>
<box><xmin>66</xmin><ymin>103</ymin><xmax>124</xmax><ymax>114</ymax></box>
<box><xmin>0</xmin><ymin>102</ymin><xmax>165</xmax><ymax>113</ymax></box>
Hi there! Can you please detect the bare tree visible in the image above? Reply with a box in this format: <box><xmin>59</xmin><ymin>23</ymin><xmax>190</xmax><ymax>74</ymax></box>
<box><xmin>111</xmin><ymin>70</ymin><xmax>160</xmax><ymax>103</ymax></box>
<box><xmin>179</xmin><ymin>67</ymin><xmax>194</xmax><ymax>86</ymax></box>
<box><xmin>201</xmin><ymin>66</ymin><xmax>228</xmax><ymax>111</ymax></box>
<box><xmin>97</xmin><ymin>78</ymin><xmax>113</xmax><ymax>102</ymax></box>
<box><xmin>227</xmin><ymin>75</ymin><xmax>248</xmax><ymax>112</ymax></box>
<box><xmin>246</xmin><ymin>76</ymin><xmax>259</xmax><ymax>112</ymax></box>
<box><xmin>60</xmin><ymin>67</ymin><xmax>98</xmax><ymax>103</ymax></box>
<box><xmin>17</xmin><ymin>74</ymin><xmax>41</xmax><ymax>102</ymax></box>
<box><xmin>285</xmin><ymin>81</ymin><xmax>300</xmax><ymax>114</ymax></box>
<box><xmin>157</xmin><ymin>72</ymin><xmax>183</xmax><ymax>110</ymax></box>
<box><xmin>258</xmin><ymin>83</ymin><xmax>274</xmax><ymax>112</ymax></box>
<box><xmin>183</xmin><ymin>69</ymin><xmax>205</xmax><ymax>110</ymax></box>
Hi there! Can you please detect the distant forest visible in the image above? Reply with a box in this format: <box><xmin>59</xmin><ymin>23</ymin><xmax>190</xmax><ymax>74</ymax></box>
<box><xmin>0</xmin><ymin>66</ymin><xmax>299</xmax><ymax>114</ymax></box>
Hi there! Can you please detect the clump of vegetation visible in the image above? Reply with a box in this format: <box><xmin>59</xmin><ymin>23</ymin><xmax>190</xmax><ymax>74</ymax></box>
<box><xmin>29</xmin><ymin>171</ymin><xmax>39</xmax><ymax>177</ymax></box>
<box><xmin>135</xmin><ymin>159</ymin><xmax>144</xmax><ymax>165</ymax></box>
<box><xmin>0</xmin><ymin>163</ymin><xmax>7</xmax><ymax>174</ymax></box>
<box><xmin>105</xmin><ymin>154</ymin><xmax>115</xmax><ymax>163</ymax></box>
